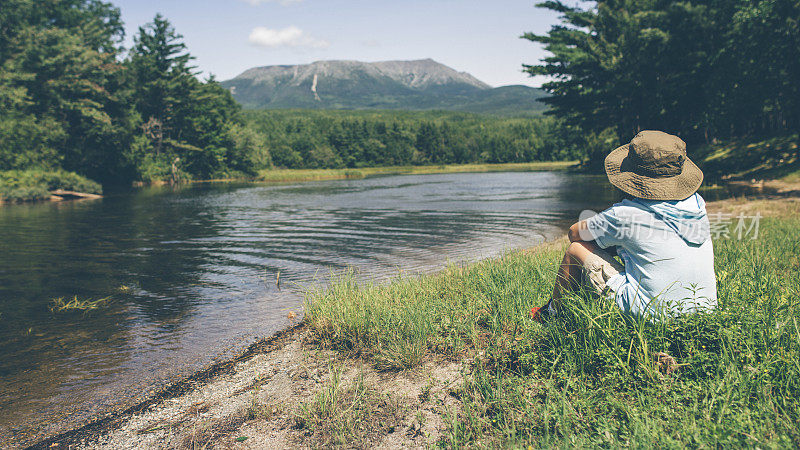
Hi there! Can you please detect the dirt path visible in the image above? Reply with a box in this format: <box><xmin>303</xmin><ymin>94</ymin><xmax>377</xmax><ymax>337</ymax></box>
<box><xmin>37</xmin><ymin>327</ymin><xmax>463</xmax><ymax>449</ymax></box>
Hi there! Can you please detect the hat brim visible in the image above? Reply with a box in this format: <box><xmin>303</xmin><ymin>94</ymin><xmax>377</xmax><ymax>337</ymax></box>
<box><xmin>604</xmin><ymin>144</ymin><xmax>704</xmax><ymax>201</ymax></box>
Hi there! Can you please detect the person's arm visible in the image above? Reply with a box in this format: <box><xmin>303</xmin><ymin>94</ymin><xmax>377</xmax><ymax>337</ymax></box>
<box><xmin>570</xmin><ymin>206</ymin><xmax>624</xmax><ymax>249</ymax></box>
<box><xmin>568</xmin><ymin>220</ymin><xmax>591</xmax><ymax>242</ymax></box>
<box><xmin>569</xmin><ymin>220</ymin><xmax>621</xmax><ymax>256</ymax></box>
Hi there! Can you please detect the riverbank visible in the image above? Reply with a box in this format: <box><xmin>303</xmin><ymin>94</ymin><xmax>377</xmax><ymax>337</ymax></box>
<box><xmin>254</xmin><ymin>161</ymin><xmax>576</xmax><ymax>184</ymax></box>
<box><xmin>0</xmin><ymin>170</ymin><xmax>102</xmax><ymax>204</ymax></box>
<box><xmin>31</xmin><ymin>195</ymin><xmax>800</xmax><ymax>449</ymax></box>
<box><xmin>200</xmin><ymin>133</ymin><xmax>800</xmax><ymax>187</ymax></box>
<box><xmin>158</xmin><ymin>161</ymin><xmax>577</xmax><ymax>185</ymax></box>
<box><xmin>4</xmin><ymin>162</ymin><xmax>577</xmax><ymax>203</ymax></box>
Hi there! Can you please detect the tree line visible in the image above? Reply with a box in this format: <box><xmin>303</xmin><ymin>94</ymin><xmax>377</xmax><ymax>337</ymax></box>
<box><xmin>0</xmin><ymin>0</ymin><xmax>583</xmax><ymax>192</ymax></box>
<box><xmin>0</xmin><ymin>1</ymin><xmax>257</xmax><ymax>187</ymax></box>
<box><xmin>244</xmin><ymin>110</ymin><xmax>586</xmax><ymax>169</ymax></box>
<box><xmin>525</xmin><ymin>0</ymin><xmax>799</xmax><ymax>169</ymax></box>
<box><xmin>11</xmin><ymin>0</ymin><xmax>788</xmax><ymax>187</ymax></box>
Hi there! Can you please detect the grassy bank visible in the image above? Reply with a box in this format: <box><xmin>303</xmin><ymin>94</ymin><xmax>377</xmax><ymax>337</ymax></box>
<box><xmin>697</xmin><ymin>134</ymin><xmax>799</xmax><ymax>182</ymax></box>
<box><xmin>257</xmin><ymin>161</ymin><xmax>576</xmax><ymax>183</ymax></box>
<box><xmin>304</xmin><ymin>199</ymin><xmax>800</xmax><ymax>447</ymax></box>
<box><xmin>0</xmin><ymin>169</ymin><xmax>102</xmax><ymax>203</ymax></box>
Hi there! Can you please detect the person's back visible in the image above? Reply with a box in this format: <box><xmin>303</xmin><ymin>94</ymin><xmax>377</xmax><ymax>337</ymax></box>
<box><xmin>531</xmin><ymin>130</ymin><xmax>718</xmax><ymax>321</ymax></box>
<box><xmin>585</xmin><ymin>193</ymin><xmax>717</xmax><ymax>316</ymax></box>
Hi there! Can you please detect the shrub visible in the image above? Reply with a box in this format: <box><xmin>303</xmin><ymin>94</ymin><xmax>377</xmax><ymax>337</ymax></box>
<box><xmin>0</xmin><ymin>169</ymin><xmax>102</xmax><ymax>202</ymax></box>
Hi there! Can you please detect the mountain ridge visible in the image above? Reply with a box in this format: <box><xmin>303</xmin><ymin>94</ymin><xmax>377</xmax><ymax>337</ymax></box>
<box><xmin>221</xmin><ymin>59</ymin><xmax>547</xmax><ymax>115</ymax></box>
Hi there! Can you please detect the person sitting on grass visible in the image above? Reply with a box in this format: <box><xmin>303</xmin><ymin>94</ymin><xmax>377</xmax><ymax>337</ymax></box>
<box><xmin>532</xmin><ymin>130</ymin><xmax>717</xmax><ymax>321</ymax></box>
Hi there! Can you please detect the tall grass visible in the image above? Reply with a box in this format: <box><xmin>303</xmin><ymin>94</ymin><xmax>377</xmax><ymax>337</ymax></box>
<box><xmin>304</xmin><ymin>212</ymin><xmax>800</xmax><ymax>447</ymax></box>
<box><xmin>257</xmin><ymin>168</ymin><xmax>367</xmax><ymax>183</ymax></box>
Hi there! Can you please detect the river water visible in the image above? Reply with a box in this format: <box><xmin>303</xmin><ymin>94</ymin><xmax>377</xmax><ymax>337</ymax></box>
<box><xmin>0</xmin><ymin>171</ymin><xmax>743</xmax><ymax>446</ymax></box>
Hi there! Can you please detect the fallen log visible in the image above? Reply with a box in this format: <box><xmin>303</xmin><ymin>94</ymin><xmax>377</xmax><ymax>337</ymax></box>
<box><xmin>50</xmin><ymin>190</ymin><xmax>102</xmax><ymax>200</ymax></box>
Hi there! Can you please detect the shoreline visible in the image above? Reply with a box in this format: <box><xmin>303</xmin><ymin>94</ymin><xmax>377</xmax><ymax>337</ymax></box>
<box><xmin>0</xmin><ymin>191</ymin><xmax>102</xmax><ymax>206</ymax></box>
<box><xmin>134</xmin><ymin>161</ymin><xmax>578</xmax><ymax>187</ymax></box>
<box><xmin>3</xmin><ymin>161</ymin><xmax>575</xmax><ymax>206</ymax></box>
<box><xmin>0</xmin><ymin>169</ymin><xmax>103</xmax><ymax>205</ymax></box>
<box><xmin>22</xmin><ymin>193</ymin><xmax>800</xmax><ymax>449</ymax></box>
<box><xmin>26</xmin><ymin>323</ymin><xmax>307</xmax><ymax>449</ymax></box>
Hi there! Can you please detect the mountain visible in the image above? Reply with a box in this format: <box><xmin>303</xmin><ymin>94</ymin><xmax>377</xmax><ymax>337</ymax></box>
<box><xmin>221</xmin><ymin>59</ymin><xmax>547</xmax><ymax>115</ymax></box>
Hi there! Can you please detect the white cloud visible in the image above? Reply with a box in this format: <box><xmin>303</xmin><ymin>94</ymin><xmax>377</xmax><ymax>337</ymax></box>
<box><xmin>243</xmin><ymin>0</ymin><xmax>302</xmax><ymax>5</ymax></box>
<box><xmin>248</xmin><ymin>26</ymin><xmax>330</xmax><ymax>49</ymax></box>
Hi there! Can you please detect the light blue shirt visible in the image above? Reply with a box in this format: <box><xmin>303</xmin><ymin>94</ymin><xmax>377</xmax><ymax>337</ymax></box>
<box><xmin>585</xmin><ymin>193</ymin><xmax>717</xmax><ymax>317</ymax></box>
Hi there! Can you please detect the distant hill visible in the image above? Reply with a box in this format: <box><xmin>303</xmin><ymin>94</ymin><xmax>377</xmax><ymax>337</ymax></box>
<box><xmin>221</xmin><ymin>59</ymin><xmax>547</xmax><ymax>115</ymax></box>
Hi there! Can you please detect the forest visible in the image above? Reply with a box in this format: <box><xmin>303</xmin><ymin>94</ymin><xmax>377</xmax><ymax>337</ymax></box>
<box><xmin>0</xmin><ymin>1</ymin><xmax>257</xmax><ymax>200</ymax></box>
<box><xmin>243</xmin><ymin>110</ymin><xmax>585</xmax><ymax>169</ymax></box>
<box><xmin>526</xmin><ymin>0</ymin><xmax>799</xmax><ymax>169</ymax></box>
<box><xmin>1</xmin><ymin>0</ymin><xmax>798</xmax><ymax>201</ymax></box>
<box><xmin>0</xmin><ymin>1</ymin><xmax>583</xmax><ymax>201</ymax></box>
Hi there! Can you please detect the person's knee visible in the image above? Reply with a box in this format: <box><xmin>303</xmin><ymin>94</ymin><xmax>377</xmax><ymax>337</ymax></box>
<box><xmin>567</xmin><ymin>241</ymin><xmax>598</xmax><ymax>262</ymax></box>
<box><xmin>567</xmin><ymin>241</ymin><xmax>586</xmax><ymax>257</ymax></box>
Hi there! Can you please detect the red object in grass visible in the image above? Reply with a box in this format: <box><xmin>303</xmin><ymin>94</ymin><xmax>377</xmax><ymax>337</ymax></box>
<box><xmin>530</xmin><ymin>306</ymin><xmax>543</xmax><ymax>323</ymax></box>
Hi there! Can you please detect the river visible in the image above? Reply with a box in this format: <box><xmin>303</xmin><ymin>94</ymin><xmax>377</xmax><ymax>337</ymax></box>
<box><xmin>0</xmin><ymin>171</ymin><xmax>743</xmax><ymax>446</ymax></box>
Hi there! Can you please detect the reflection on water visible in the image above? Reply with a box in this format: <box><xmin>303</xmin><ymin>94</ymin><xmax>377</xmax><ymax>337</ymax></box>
<box><xmin>0</xmin><ymin>171</ymin><xmax>733</xmax><ymax>445</ymax></box>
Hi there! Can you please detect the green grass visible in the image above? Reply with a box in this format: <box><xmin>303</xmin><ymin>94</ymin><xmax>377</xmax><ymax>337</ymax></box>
<box><xmin>257</xmin><ymin>168</ymin><xmax>367</xmax><ymax>183</ymax></box>
<box><xmin>292</xmin><ymin>363</ymin><xmax>402</xmax><ymax>447</ymax></box>
<box><xmin>257</xmin><ymin>161</ymin><xmax>575</xmax><ymax>184</ymax></box>
<box><xmin>49</xmin><ymin>295</ymin><xmax>111</xmax><ymax>313</ymax></box>
<box><xmin>0</xmin><ymin>169</ymin><xmax>102</xmax><ymax>203</ymax></box>
<box><xmin>782</xmin><ymin>169</ymin><xmax>800</xmax><ymax>184</ymax></box>
<box><xmin>304</xmin><ymin>210</ymin><xmax>800</xmax><ymax>447</ymax></box>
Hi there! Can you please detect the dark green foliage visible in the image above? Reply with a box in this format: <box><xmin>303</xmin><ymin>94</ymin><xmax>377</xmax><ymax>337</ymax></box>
<box><xmin>244</xmin><ymin>109</ymin><xmax>587</xmax><ymax>168</ymax></box>
<box><xmin>7</xmin><ymin>0</ymin><xmax>793</xmax><ymax>186</ymax></box>
<box><xmin>0</xmin><ymin>4</ymin><xmax>256</xmax><ymax>187</ymax></box>
<box><xmin>0</xmin><ymin>0</ymin><xmax>131</xmax><ymax>184</ymax></box>
<box><xmin>525</xmin><ymin>0</ymin><xmax>800</xmax><ymax>168</ymax></box>
<box><xmin>695</xmin><ymin>134</ymin><xmax>799</xmax><ymax>182</ymax></box>
<box><xmin>126</xmin><ymin>15</ymin><xmax>245</xmax><ymax>180</ymax></box>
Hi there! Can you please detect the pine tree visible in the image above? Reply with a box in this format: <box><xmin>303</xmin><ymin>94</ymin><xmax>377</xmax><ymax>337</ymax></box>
<box><xmin>127</xmin><ymin>14</ymin><xmax>240</xmax><ymax>179</ymax></box>
<box><xmin>524</xmin><ymin>0</ymin><xmax>799</xmax><ymax>159</ymax></box>
<box><xmin>0</xmin><ymin>0</ymin><xmax>132</xmax><ymax>182</ymax></box>
<box><xmin>128</xmin><ymin>14</ymin><xmax>194</xmax><ymax>157</ymax></box>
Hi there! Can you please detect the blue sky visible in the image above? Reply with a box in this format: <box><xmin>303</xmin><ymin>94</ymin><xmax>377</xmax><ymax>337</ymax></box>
<box><xmin>113</xmin><ymin>0</ymin><xmax>559</xmax><ymax>87</ymax></box>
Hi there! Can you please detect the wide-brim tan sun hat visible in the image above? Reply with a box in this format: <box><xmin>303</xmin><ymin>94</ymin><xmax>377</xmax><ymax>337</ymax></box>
<box><xmin>605</xmin><ymin>130</ymin><xmax>703</xmax><ymax>201</ymax></box>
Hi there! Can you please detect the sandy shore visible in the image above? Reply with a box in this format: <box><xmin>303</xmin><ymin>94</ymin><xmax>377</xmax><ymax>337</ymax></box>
<box><xmin>32</xmin><ymin>323</ymin><xmax>464</xmax><ymax>449</ymax></box>
<box><xmin>27</xmin><ymin>193</ymin><xmax>800</xmax><ymax>449</ymax></box>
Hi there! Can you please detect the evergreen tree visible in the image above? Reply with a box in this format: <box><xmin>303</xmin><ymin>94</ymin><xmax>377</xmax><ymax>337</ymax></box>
<box><xmin>0</xmin><ymin>0</ymin><xmax>132</xmax><ymax>182</ymax></box>
<box><xmin>127</xmin><ymin>14</ymin><xmax>242</xmax><ymax>179</ymax></box>
<box><xmin>524</xmin><ymin>0</ymin><xmax>799</xmax><ymax>169</ymax></box>
<box><xmin>128</xmin><ymin>14</ymin><xmax>195</xmax><ymax>158</ymax></box>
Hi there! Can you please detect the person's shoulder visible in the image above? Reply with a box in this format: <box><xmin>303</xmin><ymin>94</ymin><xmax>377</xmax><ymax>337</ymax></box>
<box><xmin>605</xmin><ymin>199</ymin><xmax>651</xmax><ymax>216</ymax></box>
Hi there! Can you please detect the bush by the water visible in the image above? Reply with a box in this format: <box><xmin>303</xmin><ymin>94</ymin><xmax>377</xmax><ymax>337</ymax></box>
<box><xmin>305</xmin><ymin>202</ymin><xmax>800</xmax><ymax>447</ymax></box>
<box><xmin>0</xmin><ymin>170</ymin><xmax>102</xmax><ymax>203</ymax></box>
